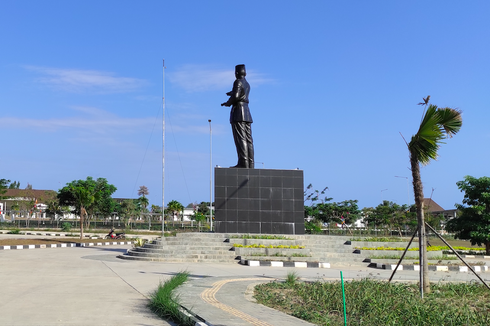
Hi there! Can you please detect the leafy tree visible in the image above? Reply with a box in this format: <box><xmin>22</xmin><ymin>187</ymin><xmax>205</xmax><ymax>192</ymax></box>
<box><xmin>8</xmin><ymin>181</ymin><xmax>20</xmax><ymax>189</ymax></box>
<box><xmin>304</xmin><ymin>184</ymin><xmax>360</xmax><ymax>226</ymax></box>
<box><xmin>196</xmin><ymin>201</ymin><xmax>211</xmax><ymax>217</ymax></box>
<box><xmin>406</xmin><ymin>97</ymin><xmax>462</xmax><ymax>294</ymax></box>
<box><xmin>58</xmin><ymin>177</ymin><xmax>117</xmax><ymax>238</ymax></box>
<box><xmin>0</xmin><ymin>179</ymin><xmax>10</xmax><ymax>199</ymax></box>
<box><xmin>118</xmin><ymin>199</ymin><xmax>138</xmax><ymax>227</ymax></box>
<box><xmin>364</xmin><ymin>201</ymin><xmax>415</xmax><ymax>235</ymax></box>
<box><xmin>447</xmin><ymin>176</ymin><xmax>490</xmax><ymax>254</ymax></box>
<box><xmin>191</xmin><ymin>210</ymin><xmax>207</xmax><ymax>231</ymax></box>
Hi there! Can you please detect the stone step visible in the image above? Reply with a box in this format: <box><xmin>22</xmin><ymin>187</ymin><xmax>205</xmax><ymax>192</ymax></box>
<box><xmin>143</xmin><ymin>244</ymin><xmax>231</xmax><ymax>250</ymax></box>
<box><xmin>132</xmin><ymin>248</ymin><xmax>234</xmax><ymax>255</ymax></box>
<box><xmin>118</xmin><ymin>233</ymin><xmax>369</xmax><ymax>264</ymax></box>
<box><xmin>119</xmin><ymin>257</ymin><xmax>236</xmax><ymax>263</ymax></box>
<box><xmin>125</xmin><ymin>251</ymin><xmax>235</xmax><ymax>260</ymax></box>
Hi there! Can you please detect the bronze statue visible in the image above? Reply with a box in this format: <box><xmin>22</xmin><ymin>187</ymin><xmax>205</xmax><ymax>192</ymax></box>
<box><xmin>221</xmin><ymin>64</ymin><xmax>254</xmax><ymax>168</ymax></box>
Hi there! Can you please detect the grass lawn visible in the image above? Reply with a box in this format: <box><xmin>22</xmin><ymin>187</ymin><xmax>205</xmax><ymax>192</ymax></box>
<box><xmin>255</xmin><ymin>278</ymin><xmax>490</xmax><ymax>326</ymax></box>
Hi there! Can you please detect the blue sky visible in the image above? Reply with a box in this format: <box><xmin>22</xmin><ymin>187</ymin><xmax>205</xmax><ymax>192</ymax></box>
<box><xmin>1</xmin><ymin>1</ymin><xmax>489</xmax><ymax>210</ymax></box>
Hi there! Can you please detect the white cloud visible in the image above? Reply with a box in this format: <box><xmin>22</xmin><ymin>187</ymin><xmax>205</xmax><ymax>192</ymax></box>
<box><xmin>0</xmin><ymin>106</ymin><xmax>224</xmax><ymax>136</ymax></box>
<box><xmin>169</xmin><ymin>65</ymin><xmax>274</xmax><ymax>92</ymax></box>
<box><xmin>25</xmin><ymin>66</ymin><xmax>147</xmax><ymax>93</ymax></box>
<box><xmin>0</xmin><ymin>106</ymin><xmax>154</xmax><ymax>134</ymax></box>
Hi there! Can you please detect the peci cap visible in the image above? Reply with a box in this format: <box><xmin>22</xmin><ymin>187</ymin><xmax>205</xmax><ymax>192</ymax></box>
<box><xmin>235</xmin><ymin>64</ymin><xmax>246</xmax><ymax>76</ymax></box>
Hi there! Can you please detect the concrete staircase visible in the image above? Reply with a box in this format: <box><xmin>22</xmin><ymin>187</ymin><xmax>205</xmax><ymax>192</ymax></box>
<box><xmin>118</xmin><ymin>233</ymin><xmax>237</xmax><ymax>263</ymax></box>
<box><xmin>118</xmin><ymin>233</ymin><xmax>366</xmax><ymax>266</ymax></box>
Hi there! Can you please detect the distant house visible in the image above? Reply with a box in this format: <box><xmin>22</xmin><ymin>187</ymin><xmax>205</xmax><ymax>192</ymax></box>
<box><xmin>423</xmin><ymin>198</ymin><xmax>457</xmax><ymax>220</ymax></box>
<box><xmin>1</xmin><ymin>189</ymin><xmax>56</xmax><ymax>210</ymax></box>
<box><xmin>1</xmin><ymin>189</ymin><xmax>57</xmax><ymax>219</ymax></box>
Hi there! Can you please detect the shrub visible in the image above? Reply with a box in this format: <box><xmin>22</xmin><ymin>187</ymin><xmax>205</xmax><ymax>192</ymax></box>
<box><xmin>61</xmin><ymin>222</ymin><xmax>72</xmax><ymax>232</ymax></box>
<box><xmin>305</xmin><ymin>221</ymin><xmax>322</xmax><ymax>234</ymax></box>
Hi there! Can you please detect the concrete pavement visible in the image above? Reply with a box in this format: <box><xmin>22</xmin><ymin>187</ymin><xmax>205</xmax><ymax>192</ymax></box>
<box><xmin>1</xmin><ymin>242</ymin><xmax>489</xmax><ymax>326</ymax></box>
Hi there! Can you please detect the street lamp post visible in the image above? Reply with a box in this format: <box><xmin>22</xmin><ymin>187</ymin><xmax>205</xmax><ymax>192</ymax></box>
<box><xmin>381</xmin><ymin>189</ymin><xmax>388</xmax><ymax>202</ymax></box>
<box><xmin>395</xmin><ymin>176</ymin><xmax>410</xmax><ymax>208</ymax></box>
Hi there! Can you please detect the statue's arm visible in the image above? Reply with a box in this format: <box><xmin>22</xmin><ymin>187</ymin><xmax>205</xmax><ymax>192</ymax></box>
<box><xmin>221</xmin><ymin>80</ymin><xmax>241</xmax><ymax>107</ymax></box>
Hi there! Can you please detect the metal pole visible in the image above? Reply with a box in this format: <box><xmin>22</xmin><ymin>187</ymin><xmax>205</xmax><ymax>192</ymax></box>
<box><xmin>381</xmin><ymin>189</ymin><xmax>388</xmax><ymax>202</ymax></box>
<box><xmin>425</xmin><ymin>222</ymin><xmax>490</xmax><ymax>291</ymax></box>
<box><xmin>209</xmin><ymin>119</ymin><xmax>213</xmax><ymax>232</ymax></box>
<box><xmin>162</xmin><ymin>59</ymin><xmax>166</xmax><ymax>236</ymax></box>
<box><xmin>395</xmin><ymin>176</ymin><xmax>410</xmax><ymax>207</ymax></box>
<box><xmin>389</xmin><ymin>229</ymin><xmax>418</xmax><ymax>282</ymax></box>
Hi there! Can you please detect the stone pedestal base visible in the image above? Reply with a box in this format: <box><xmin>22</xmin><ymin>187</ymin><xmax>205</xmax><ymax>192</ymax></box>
<box><xmin>214</xmin><ymin>168</ymin><xmax>304</xmax><ymax>234</ymax></box>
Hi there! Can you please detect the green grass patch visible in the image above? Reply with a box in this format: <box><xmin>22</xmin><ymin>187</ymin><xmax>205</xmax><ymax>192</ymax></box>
<box><xmin>148</xmin><ymin>271</ymin><xmax>194</xmax><ymax>325</ymax></box>
<box><xmin>350</xmin><ymin>237</ymin><xmax>405</xmax><ymax>242</ymax></box>
<box><xmin>230</xmin><ymin>234</ymin><xmax>293</xmax><ymax>240</ymax></box>
<box><xmin>254</xmin><ymin>279</ymin><xmax>490</xmax><ymax>325</ymax></box>
<box><xmin>368</xmin><ymin>254</ymin><xmax>458</xmax><ymax>260</ymax></box>
<box><xmin>233</xmin><ymin>243</ymin><xmax>305</xmax><ymax>249</ymax></box>
<box><xmin>355</xmin><ymin>245</ymin><xmax>484</xmax><ymax>252</ymax></box>
<box><xmin>249</xmin><ymin>252</ymin><xmax>310</xmax><ymax>257</ymax></box>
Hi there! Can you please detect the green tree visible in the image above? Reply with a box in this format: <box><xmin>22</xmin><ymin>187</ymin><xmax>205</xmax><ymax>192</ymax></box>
<box><xmin>8</xmin><ymin>181</ymin><xmax>20</xmax><ymax>189</ymax></box>
<box><xmin>447</xmin><ymin>176</ymin><xmax>490</xmax><ymax>254</ymax></box>
<box><xmin>407</xmin><ymin>98</ymin><xmax>462</xmax><ymax>294</ymax></box>
<box><xmin>365</xmin><ymin>201</ymin><xmax>414</xmax><ymax>235</ymax></box>
<box><xmin>191</xmin><ymin>210</ymin><xmax>207</xmax><ymax>231</ymax></box>
<box><xmin>167</xmin><ymin>200</ymin><xmax>184</xmax><ymax>221</ymax></box>
<box><xmin>196</xmin><ymin>201</ymin><xmax>211</xmax><ymax>217</ymax></box>
<box><xmin>118</xmin><ymin>199</ymin><xmax>138</xmax><ymax>228</ymax></box>
<box><xmin>0</xmin><ymin>179</ymin><xmax>10</xmax><ymax>199</ymax></box>
<box><xmin>58</xmin><ymin>177</ymin><xmax>117</xmax><ymax>238</ymax></box>
<box><xmin>304</xmin><ymin>185</ymin><xmax>360</xmax><ymax>226</ymax></box>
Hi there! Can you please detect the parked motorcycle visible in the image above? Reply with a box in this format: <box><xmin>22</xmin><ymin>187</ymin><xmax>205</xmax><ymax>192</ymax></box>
<box><xmin>105</xmin><ymin>229</ymin><xmax>125</xmax><ymax>240</ymax></box>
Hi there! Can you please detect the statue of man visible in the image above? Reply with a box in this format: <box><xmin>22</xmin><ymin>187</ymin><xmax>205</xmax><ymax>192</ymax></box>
<box><xmin>221</xmin><ymin>64</ymin><xmax>254</xmax><ymax>168</ymax></box>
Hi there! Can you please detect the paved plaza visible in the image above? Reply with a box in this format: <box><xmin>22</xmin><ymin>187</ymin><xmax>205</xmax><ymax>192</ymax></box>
<box><xmin>0</xmin><ymin>237</ymin><xmax>488</xmax><ymax>326</ymax></box>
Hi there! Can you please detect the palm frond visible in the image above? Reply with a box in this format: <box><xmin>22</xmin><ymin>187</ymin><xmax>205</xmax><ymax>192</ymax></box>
<box><xmin>408</xmin><ymin>104</ymin><xmax>462</xmax><ymax>166</ymax></box>
<box><xmin>435</xmin><ymin>107</ymin><xmax>462</xmax><ymax>138</ymax></box>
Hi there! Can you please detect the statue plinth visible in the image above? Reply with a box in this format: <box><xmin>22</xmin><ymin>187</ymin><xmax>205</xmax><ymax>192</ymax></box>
<box><xmin>214</xmin><ymin>168</ymin><xmax>304</xmax><ymax>234</ymax></box>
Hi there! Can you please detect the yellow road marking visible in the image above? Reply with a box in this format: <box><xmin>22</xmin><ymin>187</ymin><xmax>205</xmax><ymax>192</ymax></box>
<box><xmin>200</xmin><ymin>278</ymin><xmax>273</xmax><ymax>326</ymax></box>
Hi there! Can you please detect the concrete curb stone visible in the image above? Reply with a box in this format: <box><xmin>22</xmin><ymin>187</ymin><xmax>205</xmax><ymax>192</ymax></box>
<box><xmin>0</xmin><ymin>241</ymin><xmax>133</xmax><ymax>250</ymax></box>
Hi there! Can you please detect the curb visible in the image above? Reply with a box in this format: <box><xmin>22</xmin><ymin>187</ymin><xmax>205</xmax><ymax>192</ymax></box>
<box><xmin>368</xmin><ymin>262</ymin><xmax>489</xmax><ymax>273</ymax></box>
<box><xmin>0</xmin><ymin>241</ymin><xmax>133</xmax><ymax>250</ymax></box>
<box><xmin>241</xmin><ymin>259</ymin><xmax>330</xmax><ymax>268</ymax></box>
<box><xmin>0</xmin><ymin>230</ymin><xmax>107</xmax><ymax>238</ymax></box>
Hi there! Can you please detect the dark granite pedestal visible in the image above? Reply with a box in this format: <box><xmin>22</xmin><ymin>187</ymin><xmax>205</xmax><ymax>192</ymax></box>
<box><xmin>214</xmin><ymin>168</ymin><xmax>304</xmax><ymax>234</ymax></box>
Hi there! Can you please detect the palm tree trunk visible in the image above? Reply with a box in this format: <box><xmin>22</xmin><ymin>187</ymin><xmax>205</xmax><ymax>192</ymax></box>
<box><xmin>410</xmin><ymin>153</ymin><xmax>430</xmax><ymax>295</ymax></box>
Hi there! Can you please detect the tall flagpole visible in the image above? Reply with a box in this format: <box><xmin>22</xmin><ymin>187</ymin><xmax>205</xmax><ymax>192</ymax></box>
<box><xmin>162</xmin><ymin>60</ymin><xmax>166</xmax><ymax>235</ymax></box>
<box><xmin>209</xmin><ymin>119</ymin><xmax>213</xmax><ymax>231</ymax></box>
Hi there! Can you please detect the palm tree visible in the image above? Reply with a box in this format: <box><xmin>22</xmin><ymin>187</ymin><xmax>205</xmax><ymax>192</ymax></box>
<box><xmin>167</xmin><ymin>200</ymin><xmax>184</xmax><ymax>222</ymax></box>
<box><xmin>408</xmin><ymin>99</ymin><xmax>462</xmax><ymax>295</ymax></box>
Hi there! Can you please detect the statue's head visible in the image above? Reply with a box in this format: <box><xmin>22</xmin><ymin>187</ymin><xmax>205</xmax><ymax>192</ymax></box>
<box><xmin>235</xmin><ymin>64</ymin><xmax>246</xmax><ymax>78</ymax></box>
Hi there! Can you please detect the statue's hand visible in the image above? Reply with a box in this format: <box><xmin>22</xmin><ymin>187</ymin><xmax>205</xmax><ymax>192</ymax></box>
<box><xmin>226</xmin><ymin>91</ymin><xmax>232</xmax><ymax>96</ymax></box>
<box><xmin>221</xmin><ymin>102</ymin><xmax>229</xmax><ymax>107</ymax></box>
